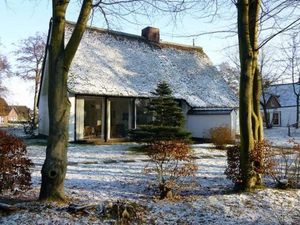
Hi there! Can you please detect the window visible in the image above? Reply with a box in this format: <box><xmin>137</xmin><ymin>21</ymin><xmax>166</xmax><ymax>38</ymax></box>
<box><xmin>110</xmin><ymin>98</ymin><xmax>130</xmax><ymax>138</ymax></box>
<box><xmin>84</xmin><ymin>99</ymin><xmax>103</xmax><ymax>138</ymax></box>
<box><xmin>272</xmin><ymin>112</ymin><xmax>280</xmax><ymax>126</ymax></box>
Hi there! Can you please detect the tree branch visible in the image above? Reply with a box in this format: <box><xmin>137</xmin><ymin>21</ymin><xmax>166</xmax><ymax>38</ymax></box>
<box><xmin>64</xmin><ymin>0</ymin><xmax>93</xmax><ymax>70</ymax></box>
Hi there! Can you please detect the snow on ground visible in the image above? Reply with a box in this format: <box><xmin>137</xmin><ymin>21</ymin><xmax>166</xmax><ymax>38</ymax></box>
<box><xmin>0</xmin><ymin>127</ymin><xmax>300</xmax><ymax>224</ymax></box>
<box><xmin>264</xmin><ymin>126</ymin><xmax>300</xmax><ymax>147</ymax></box>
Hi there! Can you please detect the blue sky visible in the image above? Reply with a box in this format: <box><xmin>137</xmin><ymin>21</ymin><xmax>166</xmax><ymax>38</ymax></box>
<box><xmin>0</xmin><ymin>1</ymin><xmax>237</xmax><ymax>108</ymax></box>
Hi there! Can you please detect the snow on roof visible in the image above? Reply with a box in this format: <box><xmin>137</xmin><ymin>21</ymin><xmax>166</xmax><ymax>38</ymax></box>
<box><xmin>265</xmin><ymin>83</ymin><xmax>299</xmax><ymax>107</ymax></box>
<box><xmin>66</xmin><ymin>23</ymin><xmax>238</xmax><ymax>108</ymax></box>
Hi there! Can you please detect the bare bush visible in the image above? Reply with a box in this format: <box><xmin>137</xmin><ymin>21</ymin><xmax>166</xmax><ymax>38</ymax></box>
<box><xmin>271</xmin><ymin>140</ymin><xmax>300</xmax><ymax>189</ymax></box>
<box><xmin>144</xmin><ymin>140</ymin><xmax>198</xmax><ymax>199</ymax></box>
<box><xmin>210</xmin><ymin>126</ymin><xmax>234</xmax><ymax>149</ymax></box>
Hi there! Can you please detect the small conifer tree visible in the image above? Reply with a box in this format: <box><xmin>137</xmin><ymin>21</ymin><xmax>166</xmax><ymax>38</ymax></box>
<box><xmin>149</xmin><ymin>81</ymin><xmax>185</xmax><ymax>127</ymax></box>
<box><xmin>130</xmin><ymin>81</ymin><xmax>190</xmax><ymax>142</ymax></box>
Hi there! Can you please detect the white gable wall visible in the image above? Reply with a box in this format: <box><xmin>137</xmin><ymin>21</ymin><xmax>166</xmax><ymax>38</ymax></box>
<box><xmin>38</xmin><ymin>95</ymin><xmax>49</xmax><ymax>136</ymax></box>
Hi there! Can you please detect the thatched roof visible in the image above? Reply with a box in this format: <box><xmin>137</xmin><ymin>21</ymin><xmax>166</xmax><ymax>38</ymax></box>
<box><xmin>66</xmin><ymin>22</ymin><xmax>238</xmax><ymax>108</ymax></box>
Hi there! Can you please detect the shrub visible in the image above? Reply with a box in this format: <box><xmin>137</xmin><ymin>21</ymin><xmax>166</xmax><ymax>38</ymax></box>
<box><xmin>0</xmin><ymin>130</ymin><xmax>33</xmax><ymax>193</ymax></box>
<box><xmin>225</xmin><ymin>140</ymin><xmax>275</xmax><ymax>187</ymax></box>
<box><xmin>209</xmin><ymin>125</ymin><xmax>234</xmax><ymax>149</ymax></box>
<box><xmin>129</xmin><ymin>125</ymin><xmax>191</xmax><ymax>143</ymax></box>
<box><xmin>271</xmin><ymin>140</ymin><xmax>300</xmax><ymax>189</ymax></box>
<box><xmin>144</xmin><ymin>140</ymin><xmax>198</xmax><ymax>199</ymax></box>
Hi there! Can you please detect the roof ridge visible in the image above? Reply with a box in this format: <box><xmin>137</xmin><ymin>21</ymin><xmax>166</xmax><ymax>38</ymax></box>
<box><xmin>65</xmin><ymin>21</ymin><xmax>204</xmax><ymax>54</ymax></box>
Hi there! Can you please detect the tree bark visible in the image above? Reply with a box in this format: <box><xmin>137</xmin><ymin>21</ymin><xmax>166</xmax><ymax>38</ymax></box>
<box><xmin>237</xmin><ymin>0</ymin><xmax>263</xmax><ymax>190</ymax></box>
<box><xmin>39</xmin><ymin>0</ymin><xmax>92</xmax><ymax>201</ymax></box>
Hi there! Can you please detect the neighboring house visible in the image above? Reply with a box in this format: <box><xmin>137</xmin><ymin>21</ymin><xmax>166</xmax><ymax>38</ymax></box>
<box><xmin>38</xmin><ymin>22</ymin><xmax>238</xmax><ymax>142</ymax></box>
<box><xmin>0</xmin><ymin>97</ymin><xmax>9</xmax><ymax>125</ymax></box>
<box><xmin>262</xmin><ymin>83</ymin><xmax>300</xmax><ymax>127</ymax></box>
<box><xmin>8</xmin><ymin>106</ymin><xmax>30</xmax><ymax>122</ymax></box>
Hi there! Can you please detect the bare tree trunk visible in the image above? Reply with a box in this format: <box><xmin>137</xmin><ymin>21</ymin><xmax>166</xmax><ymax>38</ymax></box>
<box><xmin>237</xmin><ymin>0</ymin><xmax>263</xmax><ymax>190</ymax></box>
<box><xmin>39</xmin><ymin>64</ymin><xmax>70</xmax><ymax>200</ymax></box>
<box><xmin>39</xmin><ymin>0</ymin><xmax>92</xmax><ymax>201</ymax></box>
<box><xmin>39</xmin><ymin>2</ymin><xmax>69</xmax><ymax>200</ymax></box>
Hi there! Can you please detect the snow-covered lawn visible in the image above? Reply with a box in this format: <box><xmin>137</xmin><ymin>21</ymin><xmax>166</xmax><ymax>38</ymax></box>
<box><xmin>264</xmin><ymin>126</ymin><xmax>300</xmax><ymax>147</ymax></box>
<box><xmin>1</xmin><ymin>139</ymin><xmax>300</xmax><ymax>225</ymax></box>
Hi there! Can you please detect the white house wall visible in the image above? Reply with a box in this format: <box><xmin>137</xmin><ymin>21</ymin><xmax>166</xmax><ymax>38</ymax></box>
<box><xmin>38</xmin><ymin>95</ymin><xmax>49</xmax><ymax>135</ymax></box>
<box><xmin>75</xmin><ymin>97</ymin><xmax>84</xmax><ymax>141</ymax></box>
<box><xmin>231</xmin><ymin>110</ymin><xmax>239</xmax><ymax>136</ymax></box>
<box><xmin>69</xmin><ymin>94</ymin><xmax>76</xmax><ymax>141</ymax></box>
<box><xmin>38</xmin><ymin>53</ymin><xmax>49</xmax><ymax>136</ymax></box>
<box><xmin>187</xmin><ymin>114</ymin><xmax>232</xmax><ymax>139</ymax></box>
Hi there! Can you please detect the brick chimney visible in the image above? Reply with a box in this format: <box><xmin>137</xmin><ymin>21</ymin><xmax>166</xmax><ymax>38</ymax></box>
<box><xmin>142</xmin><ymin>26</ymin><xmax>160</xmax><ymax>43</ymax></box>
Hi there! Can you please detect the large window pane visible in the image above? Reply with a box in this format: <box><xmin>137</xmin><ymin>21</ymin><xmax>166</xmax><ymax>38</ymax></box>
<box><xmin>83</xmin><ymin>98</ymin><xmax>103</xmax><ymax>139</ymax></box>
<box><xmin>110</xmin><ymin>98</ymin><xmax>130</xmax><ymax>138</ymax></box>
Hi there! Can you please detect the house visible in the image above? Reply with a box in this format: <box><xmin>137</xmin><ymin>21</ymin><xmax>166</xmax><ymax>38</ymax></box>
<box><xmin>7</xmin><ymin>106</ymin><xmax>30</xmax><ymax>122</ymax></box>
<box><xmin>0</xmin><ymin>97</ymin><xmax>9</xmax><ymax>125</ymax></box>
<box><xmin>38</xmin><ymin>22</ymin><xmax>238</xmax><ymax>142</ymax></box>
<box><xmin>262</xmin><ymin>83</ymin><xmax>299</xmax><ymax>127</ymax></box>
